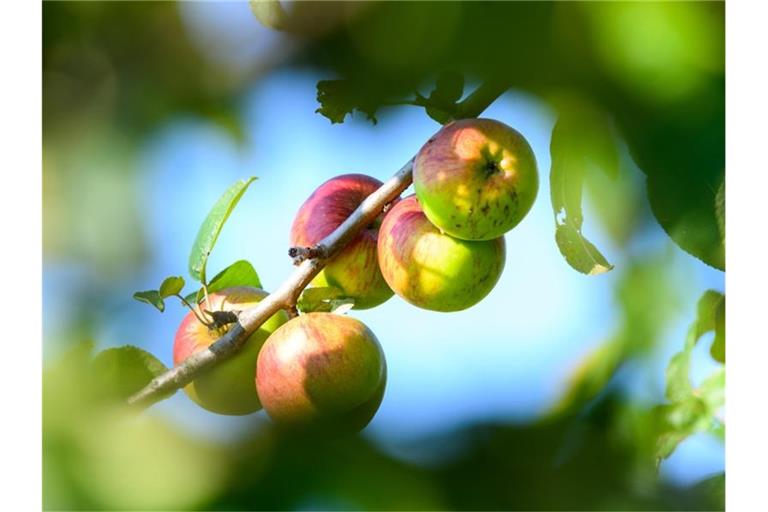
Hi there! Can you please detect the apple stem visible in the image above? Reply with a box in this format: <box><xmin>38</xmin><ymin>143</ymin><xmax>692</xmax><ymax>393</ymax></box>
<box><xmin>175</xmin><ymin>293</ymin><xmax>215</xmax><ymax>329</ymax></box>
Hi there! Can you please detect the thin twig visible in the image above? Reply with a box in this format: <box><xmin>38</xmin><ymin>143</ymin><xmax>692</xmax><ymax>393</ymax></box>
<box><xmin>127</xmin><ymin>81</ymin><xmax>508</xmax><ymax>409</ymax></box>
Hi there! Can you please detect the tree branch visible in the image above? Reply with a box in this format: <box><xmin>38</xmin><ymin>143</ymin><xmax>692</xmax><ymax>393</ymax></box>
<box><xmin>127</xmin><ymin>81</ymin><xmax>508</xmax><ymax>409</ymax></box>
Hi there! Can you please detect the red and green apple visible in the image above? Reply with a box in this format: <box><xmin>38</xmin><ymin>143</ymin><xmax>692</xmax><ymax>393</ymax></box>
<box><xmin>290</xmin><ymin>173</ymin><xmax>395</xmax><ymax>309</ymax></box>
<box><xmin>377</xmin><ymin>195</ymin><xmax>506</xmax><ymax>312</ymax></box>
<box><xmin>173</xmin><ymin>286</ymin><xmax>288</xmax><ymax>416</ymax></box>
<box><xmin>256</xmin><ymin>312</ymin><xmax>386</xmax><ymax>431</ymax></box>
<box><xmin>414</xmin><ymin>118</ymin><xmax>538</xmax><ymax>241</ymax></box>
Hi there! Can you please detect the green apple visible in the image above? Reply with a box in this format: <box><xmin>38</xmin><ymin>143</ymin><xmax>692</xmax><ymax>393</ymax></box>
<box><xmin>256</xmin><ymin>312</ymin><xmax>386</xmax><ymax>432</ymax></box>
<box><xmin>414</xmin><ymin>118</ymin><xmax>538</xmax><ymax>241</ymax></box>
<box><xmin>377</xmin><ymin>195</ymin><xmax>506</xmax><ymax>312</ymax></box>
<box><xmin>173</xmin><ymin>287</ymin><xmax>288</xmax><ymax>416</ymax></box>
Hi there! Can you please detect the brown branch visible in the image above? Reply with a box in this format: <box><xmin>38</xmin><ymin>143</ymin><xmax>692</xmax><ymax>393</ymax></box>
<box><xmin>127</xmin><ymin>81</ymin><xmax>508</xmax><ymax>409</ymax></box>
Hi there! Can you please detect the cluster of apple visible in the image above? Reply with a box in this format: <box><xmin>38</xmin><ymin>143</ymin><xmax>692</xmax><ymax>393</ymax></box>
<box><xmin>173</xmin><ymin>118</ymin><xmax>538</xmax><ymax>431</ymax></box>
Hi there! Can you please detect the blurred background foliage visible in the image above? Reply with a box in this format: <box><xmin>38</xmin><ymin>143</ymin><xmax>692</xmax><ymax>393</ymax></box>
<box><xmin>43</xmin><ymin>1</ymin><xmax>724</xmax><ymax>510</ymax></box>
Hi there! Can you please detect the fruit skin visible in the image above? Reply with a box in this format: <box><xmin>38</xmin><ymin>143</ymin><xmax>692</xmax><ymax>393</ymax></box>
<box><xmin>377</xmin><ymin>195</ymin><xmax>506</xmax><ymax>312</ymax></box>
<box><xmin>256</xmin><ymin>312</ymin><xmax>386</xmax><ymax>431</ymax></box>
<box><xmin>173</xmin><ymin>287</ymin><xmax>288</xmax><ymax>416</ymax></box>
<box><xmin>414</xmin><ymin>118</ymin><xmax>538</xmax><ymax>241</ymax></box>
<box><xmin>290</xmin><ymin>174</ymin><xmax>395</xmax><ymax>309</ymax></box>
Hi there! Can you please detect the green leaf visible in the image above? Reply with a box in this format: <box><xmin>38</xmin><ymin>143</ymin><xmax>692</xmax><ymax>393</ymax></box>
<box><xmin>665</xmin><ymin>326</ymin><xmax>697</xmax><ymax>402</ymax></box>
<box><xmin>549</xmin><ymin>101</ymin><xmax>617</xmax><ymax>275</ymax></box>
<box><xmin>698</xmin><ymin>369</ymin><xmax>725</xmax><ymax>412</ymax></box>
<box><xmin>159</xmin><ymin>276</ymin><xmax>185</xmax><ymax>298</ymax></box>
<box><xmin>316</xmin><ymin>79</ymin><xmax>380</xmax><ymax>125</ymax></box>
<box><xmin>711</xmin><ymin>297</ymin><xmax>725</xmax><ymax>363</ymax></box>
<box><xmin>189</xmin><ymin>177</ymin><xmax>256</xmax><ymax>283</ymax></box>
<box><xmin>207</xmin><ymin>260</ymin><xmax>262</xmax><ymax>294</ymax></box>
<box><xmin>694</xmin><ymin>289</ymin><xmax>724</xmax><ymax>340</ymax></box>
<box><xmin>133</xmin><ymin>290</ymin><xmax>165</xmax><ymax>312</ymax></box>
<box><xmin>90</xmin><ymin>346</ymin><xmax>172</xmax><ymax>404</ymax></box>
<box><xmin>554</xmin><ymin>224</ymin><xmax>614</xmax><ymax>275</ymax></box>
<box><xmin>297</xmin><ymin>286</ymin><xmax>354</xmax><ymax>313</ymax></box>
<box><xmin>715</xmin><ymin>178</ymin><xmax>725</xmax><ymax>243</ymax></box>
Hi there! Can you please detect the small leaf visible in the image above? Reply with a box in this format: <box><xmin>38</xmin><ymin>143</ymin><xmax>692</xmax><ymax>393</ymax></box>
<box><xmin>189</xmin><ymin>177</ymin><xmax>256</xmax><ymax>283</ymax></box>
<box><xmin>711</xmin><ymin>297</ymin><xmax>725</xmax><ymax>363</ymax></box>
<box><xmin>297</xmin><ymin>286</ymin><xmax>352</xmax><ymax>313</ymax></box>
<box><xmin>316</xmin><ymin>79</ymin><xmax>379</xmax><ymax>125</ymax></box>
<box><xmin>90</xmin><ymin>346</ymin><xmax>173</xmax><ymax>404</ymax></box>
<box><xmin>665</xmin><ymin>327</ymin><xmax>696</xmax><ymax>402</ymax></box>
<box><xmin>133</xmin><ymin>290</ymin><xmax>165</xmax><ymax>312</ymax></box>
<box><xmin>159</xmin><ymin>276</ymin><xmax>185</xmax><ymax>298</ymax></box>
<box><xmin>207</xmin><ymin>260</ymin><xmax>262</xmax><ymax>295</ymax></box>
<box><xmin>555</xmin><ymin>224</ymin><xmax>613</xmax><ymax>275</ymax></box>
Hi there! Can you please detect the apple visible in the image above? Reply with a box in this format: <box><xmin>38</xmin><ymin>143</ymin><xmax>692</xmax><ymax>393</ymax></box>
<box><xmin>256</xmin><ymin>312</ymin><xmax>386</xmax><ymax>431</ymax></box>
<box><xmin>173</xmin><ymin>286</ymin><xmax>288</xmax><ymax>416</ymax></box>
<box><xmin>413</xmin><ymin>118</ymin><xmax>538</xmax><ymax>241</ymax></box>
<box><xmin>290</xmin><ymin>173</ymin><xmax>395</xmax><ymax>309</ymax></box>
<box><xmin>377</xmin><ymin>195</ymin><xmax>506</xmax><ymax>312</ymax></box>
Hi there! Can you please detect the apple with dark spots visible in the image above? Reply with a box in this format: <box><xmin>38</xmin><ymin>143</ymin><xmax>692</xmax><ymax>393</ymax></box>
<box><xmin>290</xmin><ymin>174</ymin><xmax>395</xmax><ymax>309</ymax></box>
<box><xmin>414</xmin><ymin>118</ymin><xmax>538</xmax><ymax>241</ymax></box>
<box><xmin>377</xmin><ymin>195</ymin><xmax>506</xmax><ymax>312</ymax></box>
<box><xmin>256</xmin><ymin>312</ymin><xmax>386</xmax><ymax>431</ymax></box>
<box><xmin>173</xmin><ymin>286</ymin><xmax>288</xmax><ymax>416</ymax></box>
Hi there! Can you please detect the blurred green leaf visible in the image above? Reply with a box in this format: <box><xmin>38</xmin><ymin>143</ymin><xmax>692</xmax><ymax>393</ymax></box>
<box><xmin>189</xmin><ymin>177</ymin><xmax>256</xmax><ymax>283</ymax></box>
<box><xmin>694</xmin><ymin>289</ymin><xmax>724</xmax><ymax>339</ymax></box>
<box><xmin>658</xmin><ymin>290</ymin><xmax>726</xmax><ymax>461</ymax></box>
<box><xmin>132</xmin><ymin>290</ymin><xmax>164</xmax><ymax>312</ymax></box>
<box><xmin>316</xmin><ymin>79</ymin><xmax>381</xmax><ymax>124</ymax></box>
<box><xmin>550</xmin><ymin>103</ymin><xmax>616</xmax><ymax>275</ymax></box>
<box><xmin>715</xmin><ymin>178</ymin><xmax>725</xmax><ymax>243</ymax></box>
<box><xmin>297</xmin><ymin>286</ymin><xmax>354</xmax><ymax>313</ymax></box>
<box><xmin>711</xmin><ymin>297</ymin><xmax>725</xmax><ymax>363</ymax></box>
<box><xmin>159</xmin><ymin>276</ymin><xmax>185</xmax><ymax>298</ymax></box>
<box><xmin>90</xmin><ymin>345</ymin><xmax>172</xmax><ymax>404</ymax></box>
<box><xmin>207</xmin><ymin>260</ymin><xmax>262</xmax><ymax>294</ymax></box>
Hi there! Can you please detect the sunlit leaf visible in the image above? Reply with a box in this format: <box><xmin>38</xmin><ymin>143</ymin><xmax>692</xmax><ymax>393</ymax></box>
<box><xmin>189</xmin><ymin>177</ymin><xmax>256</xmax><ymax>283</ymax></box>
<box><xmin>207</xmin><ymin>260</ymin><xmax>262</xmax><ymax>294</ymax></box>
<box><xmin>132</xmin><ymin>290</ymin><xmax>165</xmax><ymax>312</ymax></box>
<box><xmin>159</xmin><ymin>276</ymin><xmax>185</xmax><ymax>298</ymax></box>
<box><xmin>550</xmin><ymin>101</ymin><xmax>617</xmax><ymax>275</ymax></box>
<box><xmin>555</xmin><ymin>224</ymin><xmax>613</xmax><ymax>275</ymax></box>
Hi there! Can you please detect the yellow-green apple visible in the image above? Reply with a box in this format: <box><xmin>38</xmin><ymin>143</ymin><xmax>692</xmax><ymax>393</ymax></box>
<box><xmin>290</xmin><ymin>174</ymin><xmax>395</xmax><ymax>309</ymax></box>
<box><xmin>173</xmin><ymin>286</ymin><xmax>288</xmax><ymax>416</ymax></box>
<box><xmin>414</xmin><ymin>118</ymin><xmax>538</xmax><ymax>241</ymax></box>
<box><xmin>256</xmin><ymin>312</ymin><xmax>386</xmax><ymax>431</ymax></box>
<box><xmin>377</xmin><ymin>195</ymin><xmax>506</xmax><ymax>312</ymax></box>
